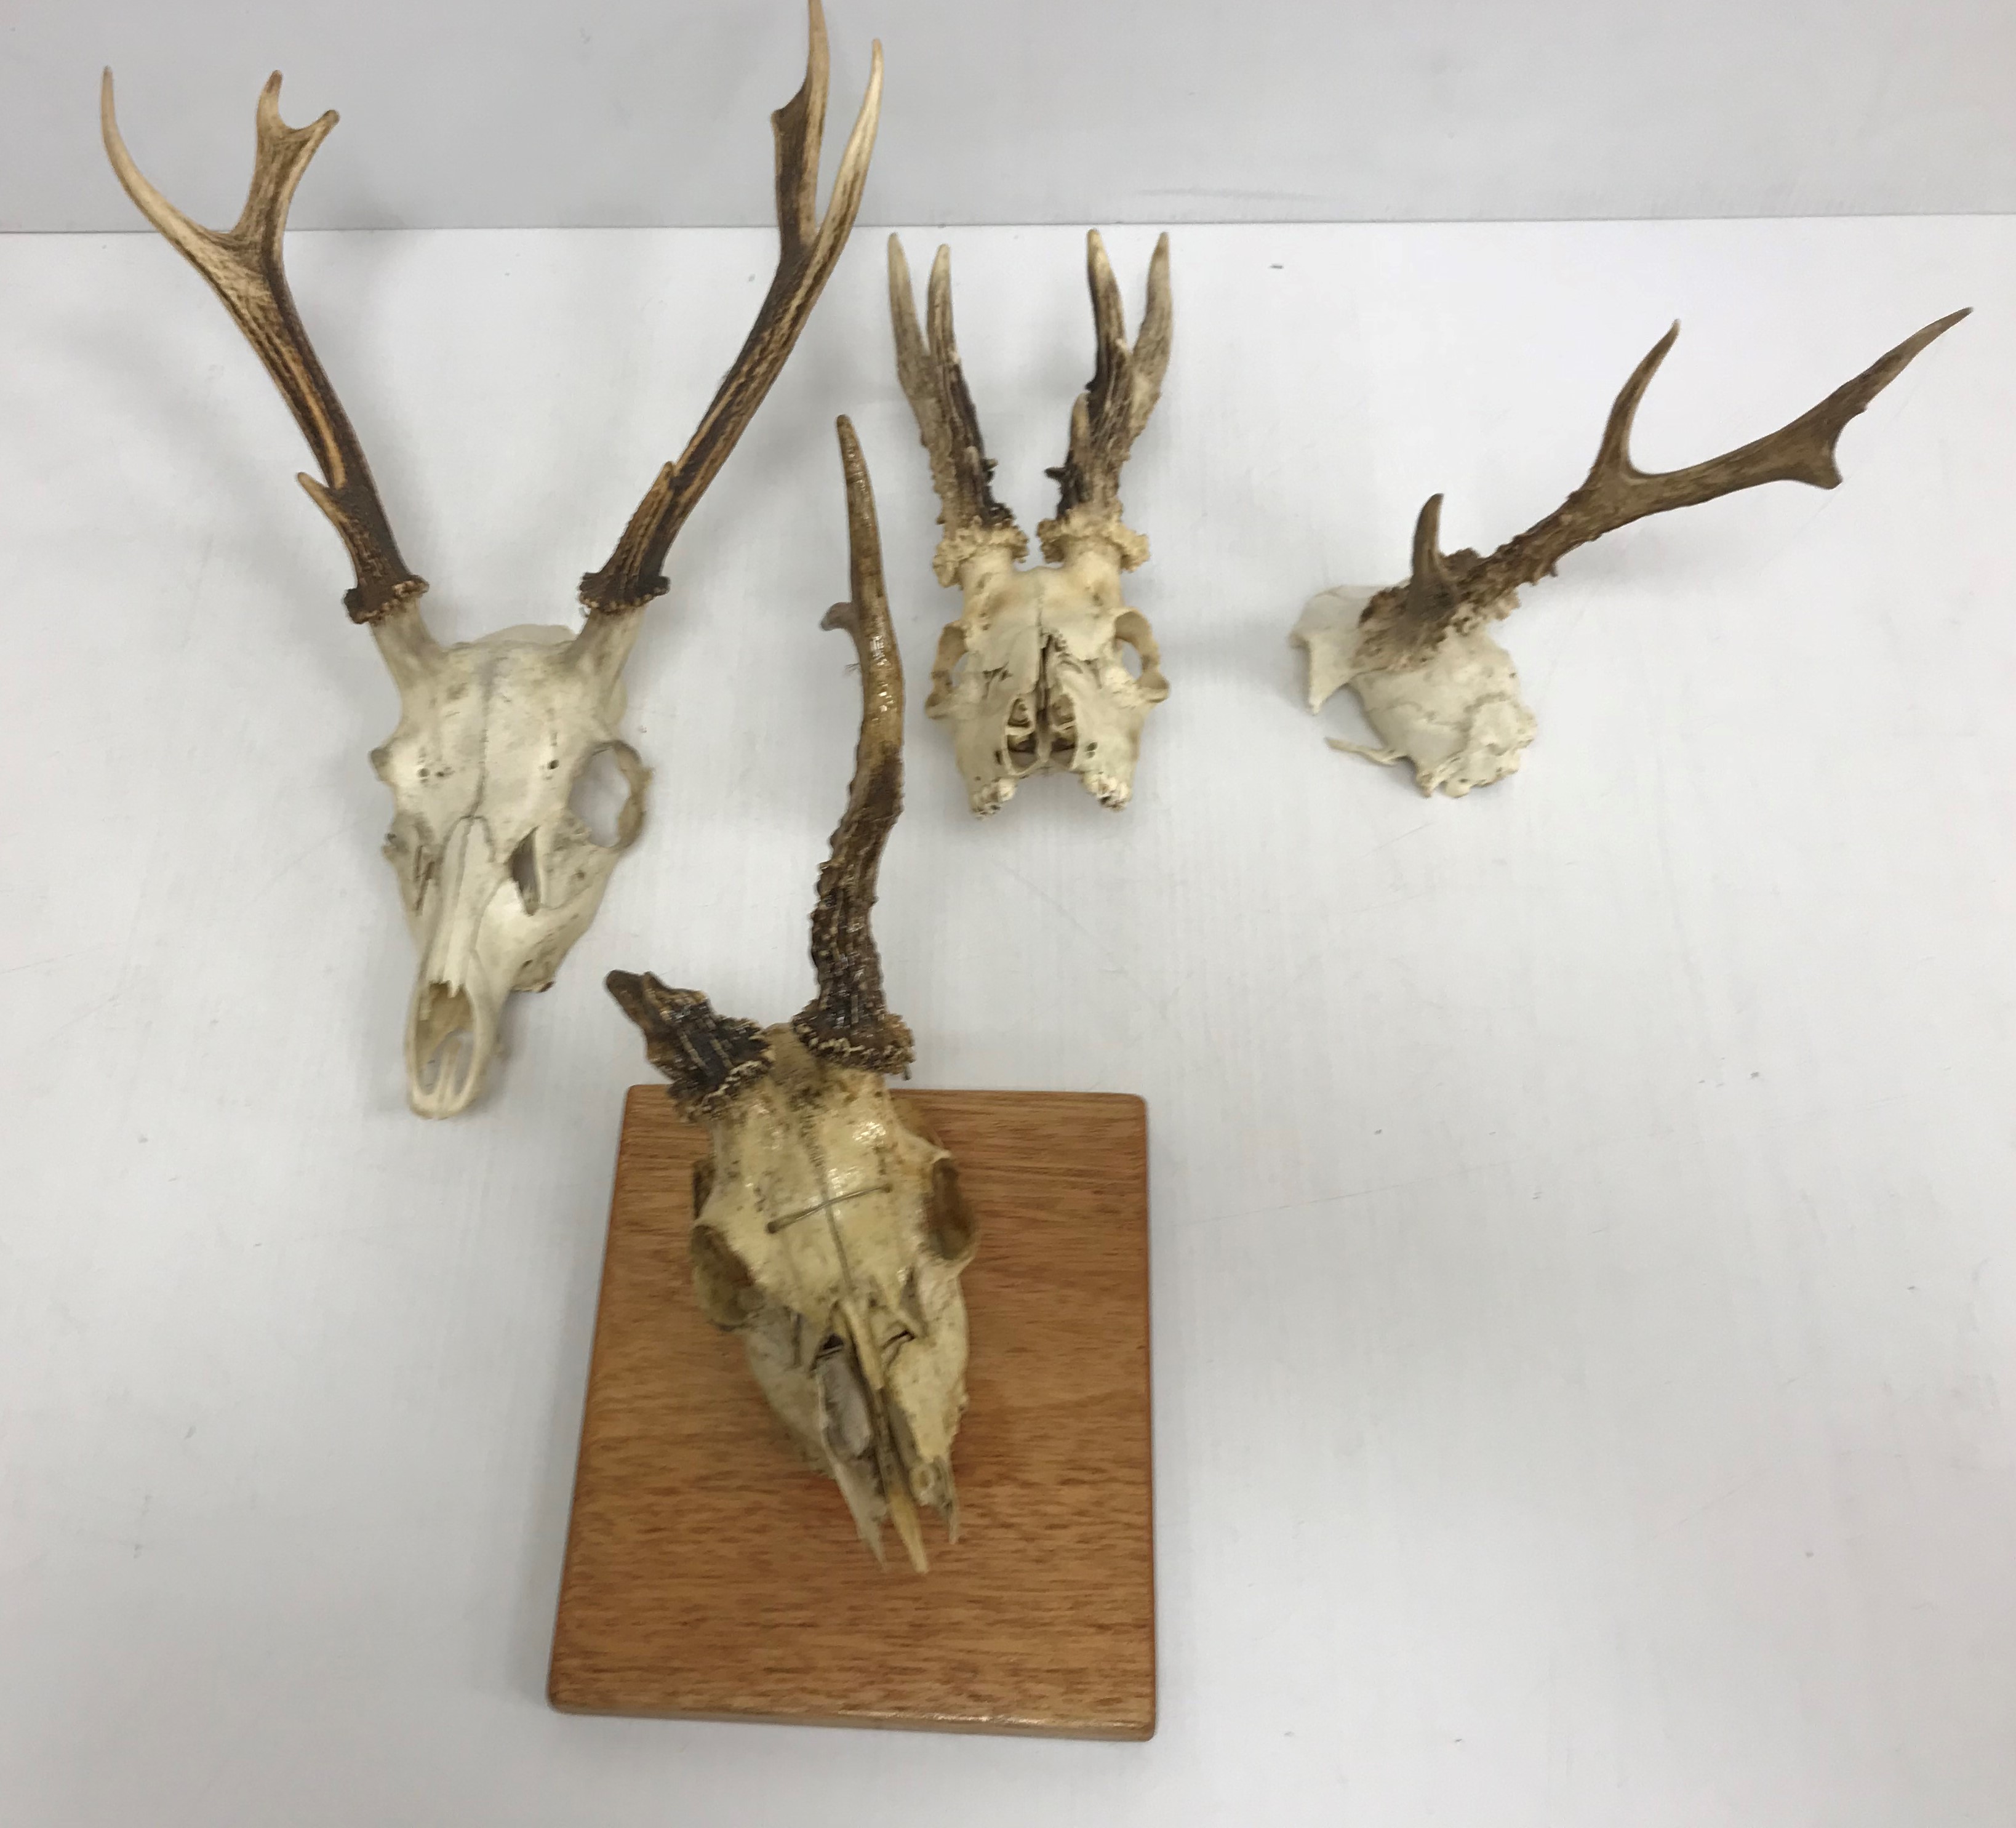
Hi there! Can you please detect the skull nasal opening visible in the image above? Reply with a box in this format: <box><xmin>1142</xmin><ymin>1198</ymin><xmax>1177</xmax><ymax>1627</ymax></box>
<box><xmin>408</xmin><ymin>980</ymin><xmax>481</xmax><ymax>1115</ymax></box>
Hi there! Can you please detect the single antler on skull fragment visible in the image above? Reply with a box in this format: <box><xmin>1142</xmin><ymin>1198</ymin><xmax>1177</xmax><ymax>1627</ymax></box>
<box><xmin>1294</xmin><ymin>309</ymin><xmax>1970</xmax><ymax>798</ymax></box>
<box><xmin>609</xmin><ymin>419</ymin><xmax>974</xmax><ymax>1574</ymax></box>
<box><xmin>889</xmin><ymin>231</ymin><xmax>1172</xmax><ymax>814</ymax></box>
<box><xmin>103</xmin><ymin>1</ymin><xmax>881</xmax><ymax>1115</ymax></box>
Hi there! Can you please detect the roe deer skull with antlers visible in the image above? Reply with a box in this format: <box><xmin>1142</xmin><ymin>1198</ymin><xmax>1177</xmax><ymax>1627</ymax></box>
<box><xmin>1293</xmin><ymin>310</ymin><xmax>1969</xmax><ymax>798</ymax></box>
<box><xmin>101</xmin><ymin>1</ymin><xmax>881</xmax><ymax>1115</ymax></box>
<box><xmin>889</xmin><ymin>232</ymin><xmax>1171</xmax><ymax>814</ymax></box>
<box><xmin>610</xmin><ymin>419</ymin><xmax>973</xmax><ymax>1572</ymax></box>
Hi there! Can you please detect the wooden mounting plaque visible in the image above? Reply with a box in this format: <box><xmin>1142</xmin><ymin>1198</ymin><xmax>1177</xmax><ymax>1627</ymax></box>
<box><xmin>548</xmin><ymin>1086</ymin><xmax>1155</xmax><ymax>1739</ymax></box>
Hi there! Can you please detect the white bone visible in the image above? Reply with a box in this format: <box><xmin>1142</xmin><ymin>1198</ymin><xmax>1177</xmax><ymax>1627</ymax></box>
<box><xmin>890</xmin><ymin>233</ymin><xmax>1172</xmax><ymax>816</ymax></box>
<box><xmin>692</xmin><ymin>1028</ymin><xmax>973</xmax><ymax>1569</ymax></box>
<box><xmin>1292</xmin><ymin>587</ymin><xmax>1535</xmax><ymax>799</ymax></box>
<box><xmin>371</xmin><ymin>615</ymin><xmax>646</xmax><ymax>1115</ymax></box>
<box><xmin>928</xmin><ymin>530</ymin><xmax>1169</xmax><ymax>814</ymax></box>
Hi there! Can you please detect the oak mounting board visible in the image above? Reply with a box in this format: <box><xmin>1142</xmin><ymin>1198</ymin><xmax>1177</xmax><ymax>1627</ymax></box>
<box><xmin>548</xmin><ymin>1086</ymin><xmax>1155</xmax><ymax>1738</ymax></box>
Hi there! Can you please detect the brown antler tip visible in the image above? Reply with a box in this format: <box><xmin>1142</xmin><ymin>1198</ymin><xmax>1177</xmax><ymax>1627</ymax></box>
<box><xmin>1412</xmin><ymin>492</ymin><xmax>1446</xmax><ymax>565</ymax></box>
<box><xmin>604</xmin><ymin>969</ymin><xmax>652</xmax><ymax>1019</ymax></box>
<box><xmin>1903</xmin><ymin>307</ymin><xmax>1972</xmax><ymax>353</ymax></box>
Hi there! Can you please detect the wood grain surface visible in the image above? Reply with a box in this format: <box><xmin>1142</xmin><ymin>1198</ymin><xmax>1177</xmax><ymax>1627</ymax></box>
<box><xmin>548</xmin><ymin>1086</ymin><xmax>1155</xmax><ymax>1738</ymax></box>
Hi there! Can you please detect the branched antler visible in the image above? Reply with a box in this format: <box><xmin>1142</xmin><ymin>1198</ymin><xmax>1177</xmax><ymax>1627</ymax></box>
<box><xmin>1039</xmin><ymin>230</ymin><xmax>1172</xmax><ymax>569</ymax></box>
<box><xmin>887</xmin><ymin>237</ymin><xmax>1024</xmax><ymax>584</ymax></box>
<box><xmin>794</xmin><ymin>417</ymin><xmax>914</xmax><ymax>1075</ymax></box>
<box><xmin>580</xmin><ymin>0</ymin><xmax>883</xmax><ymax>615</ymax></box>
<box><xmin>101</xmin><ymin>71</ymin><xmax>426</xmax><ymax>625</ymax></box>
<box><xmin>1358</xmin><ymin>308</ymin><xmax>1971</xmax><ymax>670</ymax></box>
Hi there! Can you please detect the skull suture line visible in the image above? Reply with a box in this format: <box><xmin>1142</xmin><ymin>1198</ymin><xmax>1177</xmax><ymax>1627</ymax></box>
<box><xmin>101</xmin><ymin>1</ymin><xmax>881</xmax><ymax>1115</ymax></box>
<box><xmin>1294</xmin><ymin>309</ymin><xmax>1969</xmax><ymax>799</ymax></box>
<box><xmin>889</xmin><ymin>232</ymin><xmax>1172</xmax><ymax>814</ymax></box>
<box><xmin>610</xmin><ymin>420</ymin><xmax>975</xmax><ymax>1573</ymax></box>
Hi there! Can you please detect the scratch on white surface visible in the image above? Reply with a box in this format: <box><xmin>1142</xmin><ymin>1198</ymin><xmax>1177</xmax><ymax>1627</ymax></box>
<box><xmin>242</xmin><ymin>827</ymin><xmax>351</xmax><ymax>910</ymax></box>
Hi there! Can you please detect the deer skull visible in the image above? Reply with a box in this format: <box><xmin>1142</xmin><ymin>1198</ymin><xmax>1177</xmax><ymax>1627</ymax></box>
<box><xmin>102</xmin><ymin>1</ymin><xmax>881</xmax><ymax>1113</ymax></box>
<box><xmin>611</xmin><ymin>420</ymin><xmax>975</xmax><ymax>1572</ymax></box>
<box><xmin>1296</xmin><ymin>311</ymin><xmax>1968</xmax><ymax>798</ymax></box>
<box><xmin>890</xmin><ymin>233</ymin><xmax>1171</xmax><ymax>814</ymax></box>
<box><xmin>371</xmin><ymin>618</ymin><xmax>649</xmax><ymax>1113</ymax></box>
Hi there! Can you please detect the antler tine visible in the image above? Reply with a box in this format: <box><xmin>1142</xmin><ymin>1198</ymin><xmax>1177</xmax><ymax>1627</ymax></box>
<box><xmin>1039</xmin><ymin>230</ymin><xmax>1172</xmax><ymax>567</ymax></box>
<box><xmin>102</xmin><ymin>70</ymin><xmax>426</xmax><ymax>626</ymax></box>
<box><xmin>793</xmin><ymin>417</ymin><xmax>915</xmax><ymax>1076</ymax></box>
<box><xmin>1366</xmin><ymin>307</ymin><xmax>1970</xmax><ymax>667</ymax></box>
<box><xmin>580</xmin><ymin>1</ymin><xmax>884</xmax><ymax>616</ymax></box>
<box><xmin>887</xmin><ymin>236</ymin><xmax>1022</xmax><ymax>584</ymax></box>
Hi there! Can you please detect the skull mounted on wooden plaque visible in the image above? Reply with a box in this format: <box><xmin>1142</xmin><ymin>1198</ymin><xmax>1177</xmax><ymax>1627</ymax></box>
<box><xmin>610</xmin><ymin>420</ymin><xmax>974</xmax><ymax>1573</ymax></box>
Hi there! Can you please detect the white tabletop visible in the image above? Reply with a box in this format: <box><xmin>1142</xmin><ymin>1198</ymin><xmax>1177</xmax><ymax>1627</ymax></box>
<box><xmin>1</xmin><ymin>217</ymin><xmax>2010</xmax><ymax>1825</ymax></box>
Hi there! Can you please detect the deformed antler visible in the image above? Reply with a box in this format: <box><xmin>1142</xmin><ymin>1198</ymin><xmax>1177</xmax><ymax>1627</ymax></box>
<box><xmin>1039</xmin><ymin>230</ymin><xmax>1173</xmax><ymax>569</ymax></box>
<box><xmin>101</xmin><ymin>70</ymin><xmax>425</xmax><ymax>627</ymax></box>
<box><xmin>1357</xmin><ymin>309</ymin><xmax>1971</xmax><ymax>671</ymax></box>
<box><xmin>887</xmin><ymin>237</ymin><xmax>1023</xmax><ymax>584</ymax></box>
<box><xmin>580</xmin><ymin>0</ymin><xmax>883</xmax><ymax>615</ymax></box>
<box><xmin>794</xmin><ymin>417</ymin><xmax>915</xmax><ymax>1075</ymax></box>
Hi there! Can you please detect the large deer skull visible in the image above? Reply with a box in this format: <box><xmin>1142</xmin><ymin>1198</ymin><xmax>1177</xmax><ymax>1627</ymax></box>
<box><xmin>1294</xmin><ymin>310</ymin><xmax>1968</xmax><ymax>798</ymax></box>
<box><xmin>101</xmin><ymin>2</ymin><xmax>881</xmax><ymax>1114</ymax></box>
<box><xmin>889</xmin><ymin>233</ymin><xmax>1172</xmax><ymax>814</ymax></box>
<box><xmin>610</xmin><ymin>420</ymin><xmax>975</xmax><ymax>1573</ymax></box>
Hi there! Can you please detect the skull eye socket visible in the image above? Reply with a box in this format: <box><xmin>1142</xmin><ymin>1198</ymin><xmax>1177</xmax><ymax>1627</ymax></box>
<box><xmin>923</xmin><ymin>1156</ymin><xmax>977</xmax><ymax>1265</ymax></box>
<box><xmin>568</xmin><ymin>744</ymin><xmax>642</xmax><ymax>848</ymax></box>
<box><xmin>692</xmin><ymin>1222</ymin><xmax>759</xmax><ymax>1329</ymax></box>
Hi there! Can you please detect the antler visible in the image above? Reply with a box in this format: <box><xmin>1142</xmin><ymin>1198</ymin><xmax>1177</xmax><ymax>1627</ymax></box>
<box><xmin>1038</xmin><ymin>230</ymin><xmax>1172</xmax><ymax>570</ymax></box>
<box><xmin>1359</xmin><ymin>308</ymin><xmax>1970</xmax><ymax>669</ymax></box>
<box><xmin>887</xmin><ymin>236</ymin><xmax>1025</xmax><ymax>584</ymax></box>
<box><xmin>604</xmin><ymin>973</ymin><xmax>774</xmax><ymax>1117</ymax></box>
<box><xmin>102</xmin><ymin>71</ymin><xmax>426</xmax><ymax>627</ymax></box>
<box><xmin>578</xmin><ymin>0</ymin><xmax>883</xmax><ymax>617</ymax></box>
<box><xmin>793</xmin><ymin>417</ymin><xmax>915</xmax><ymax>1075</ymax></box>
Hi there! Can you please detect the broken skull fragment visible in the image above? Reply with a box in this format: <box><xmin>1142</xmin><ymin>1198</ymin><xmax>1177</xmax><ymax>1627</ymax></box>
<box><xmin>101</xmin><ymin>0</ymin><xmax>882</xmax><ymax>1114</ymax></box>
<box><xmin>610</xmin><ymin>419</ymin><xmax>974</xmax><ymax>1574</ymax></box>
<box><xmin>1294</xmin><ymin>309</ymin><xmax>1969</xmax><ymax>797</ymax></box>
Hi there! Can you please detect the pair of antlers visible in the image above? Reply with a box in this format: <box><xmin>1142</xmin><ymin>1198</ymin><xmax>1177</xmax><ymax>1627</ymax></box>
<box><xmin>1358</xmin><ymin>308</ymin><xmax>1971</xmax><ymax>670</ymax></box>
<box><xmin>889</xmin><ymin>230</ymin><xmax>1173</xmax><ymax>577</ymax></box>
<box><xmin>100</xmin><ymin>0</ymin><xmax>882</xmax><ymax>625</ymax></box>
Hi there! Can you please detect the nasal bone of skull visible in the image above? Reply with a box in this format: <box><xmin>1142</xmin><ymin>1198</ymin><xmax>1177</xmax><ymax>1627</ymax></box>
<box><xmin>406</xmin><ymin>816</ymin><xmax>508</xmax><ymax>1118</ymax></box>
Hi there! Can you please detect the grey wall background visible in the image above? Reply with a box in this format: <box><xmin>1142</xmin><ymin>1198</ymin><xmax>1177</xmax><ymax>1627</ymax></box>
<box><xmin>7</xmin><ymin>0</ymin><xmax>2015</xmax><ymax>233</ymax></box>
